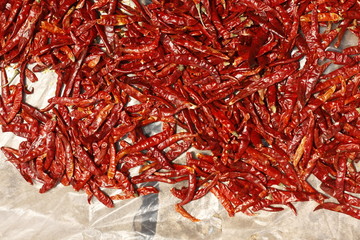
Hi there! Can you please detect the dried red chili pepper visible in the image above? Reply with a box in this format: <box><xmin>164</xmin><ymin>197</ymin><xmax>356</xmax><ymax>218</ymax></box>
<box><xmin>1</xmin><ymin>0</ymin><xmax>360</xmax><ymax>223</ymax></box>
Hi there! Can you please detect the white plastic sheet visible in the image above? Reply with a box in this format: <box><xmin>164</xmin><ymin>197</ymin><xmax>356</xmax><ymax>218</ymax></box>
<box><xmin>1</xmin><ymin>153</ymin><xmax>360</xmax><ymax>240</ymax></box>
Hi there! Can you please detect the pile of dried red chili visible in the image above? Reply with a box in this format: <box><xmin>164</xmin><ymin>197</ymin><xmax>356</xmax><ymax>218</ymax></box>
<box><xmin>1</xmin><ymin>0</ymin><xmax>360</xmax><ymax>222</ymax></box>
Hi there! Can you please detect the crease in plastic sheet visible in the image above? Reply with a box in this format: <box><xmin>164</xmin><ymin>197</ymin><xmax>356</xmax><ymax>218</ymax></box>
<box><xmin>1</xmin><ymin>9</ymin><xmax>360</xmax><ymax>240</ymax></box>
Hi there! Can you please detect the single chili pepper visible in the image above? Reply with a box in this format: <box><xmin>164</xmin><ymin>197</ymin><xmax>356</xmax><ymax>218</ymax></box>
<box><xmin>42</xmin><ymin>131</ymin><xmax>56</xmax><ymax>171</ymax></box>
<box><xmin>36</xmin><ymin>153</ymin><xmax>57</xmax><ymax>193</ymax></box>
<box><xmin>229</xmin><ymin>63</ymin><xmax>298</xmax><ymax>105</ymax></box>
<box><xmin>90</xmin><ymin>0</ymin><xmax>110</xmax><ymax>10</ymax></box>
<box><xmin>208</xmin><ymin>0</ymin><xmax>230</xmax><ymax>39</ymax></box>
<box><xmin>211</xmin><ymin>185</ymin><xmax>235</xmax><ymax>217</ymax></box>
<box><xmin>84</xmin><ymin>103</ymin><xmax>114</xmax><ymax>136</ymax></box>
<box><xmin>165</xmin><ymin>139</ymin><xmax>192</xmax><ymax>161</ymax></box>
<box><xmin>152</xmin><ymin>85</ymin><xmax>196</xmax><ymax>110</ymax></box>
<box><xmin>71</xmin><ymin>163</ymin><xmax>93</xmax><ymax>191</ymax></box>
<box><xmin>1</xmin><ymin>123</ymin><xmax>32</xmax><ymax>139</ymax></box>
<box><xmin>2</xmin><ymin>146</ymin><xmax>35</xmax><ymax>184</ymax></box>
<box><xmin>73</xmin><ymin>143</ymin><xmax>101</xmax><ymax>175</ymax></box>
<box><xmin>156</xmin><ymin>132</ymin><xmax>196</xmax><ymax>150</ymax></box>
<box><xmin>109</xmin><ymin>130</ymin><xmax>171</xmax><ymax>178</ymax></box>
<box><xmin>172</xmin><ymin>36</ymin><xmax>229</xmax><ymax>60</ymax></box>
<box><xmin>337</xmin><ymin>143</ymin><xmax>360</xmax><ymax>153</ymax></box>
<box><xmin>175</xmin><ymin>203</ymin><xmax>200</xmax><ymax>222</ymax></box>
<box><xmin>5</xmin><ymin>83</ymin><xmax>22</xmax><ymax>123</ymax></box>
<box><xmin>146</xmin><ymin>146</ymin><xmax>173</xmax><ymax>170</ymax></box>
<box><xmin>57</xmin><ymin>133</ymin><xmax>73</xmax><ymax>180</ymax></box>
<box><xmin>48</xmin><ymin>97</ymin><xmax>98</xmax><ymax>108</ymax></box>
<box><xmin>343</xmin><ymin>46</ymin><xmax>360</xmax><ymax>55</ymax></box>
<box><xmin>301</xmin><ymin>13</ymin><xmax>343</xmax><ymax>22</ymax></box>
<box><xmin>0</xmin><ymin>68</ymin><xmax>11</xmax><ymax>107</ymax></box>
<box><xmin>321</xmin><ymin>28</ymin><xmax>341</xmax><ymax>49</ymax></box>
<box><xmin>89</xmin><ymin>180</ymin><xmax>114</xmax><ymax>208</ymax></box>
<box><xmin>136</xmin><ymin>186</ymin><xmax>159</xmax><ymax>196</ymax></box>
<box><xmin>48</xmin><ymin>133</ymin><xmax>66</xmax><ymax>181</ymax></box>
<box><xmin>300</xmin><ymin>85</ymin><xmax>337</xmax><ymax>122</ymax></box>
<box><xmin>325</xmin><ymin>51</ymin><xmax>355</xmax><ymax>65</ymax></box>
<box><xmin>24</xmin><ymin>68</ymin><xmax>38</xmax><ymax>83</ymax></box>
<box><xmin>342</xmin><ymin>10</ymin><xmax>360</xmax><ymax>19</ymax></box>
<box><xmin>334</xmin><ymin>18</ymin><xmax>352</xmax><ymax>48</ymax></box>
<box><xmin>315</xmin><ymin>202</ymin><xmax>360</xmax><ymax>219</ymax></box>
<box><xmin>97</xmin><ymin>14</ymin><xmax>139</xmax><ymax>26</ymax></box>
<box><xmin>174</xmin><ymin>167</ymin><xmax>197</xmax><ymax>205</ymax></box>
<box><xmin>218</xmin><ymin>181</ymin><xmax>245</xmax><ymax>207</ymax></box>
<box><xmin>62</xmin><ymin>46</ymin><xmax>88</xmax><ymax>97</ymax></box>
<box><xmin>164</xmin><ymin>54</ymin><xmax>220</xmax><ymax>82</ymax></box>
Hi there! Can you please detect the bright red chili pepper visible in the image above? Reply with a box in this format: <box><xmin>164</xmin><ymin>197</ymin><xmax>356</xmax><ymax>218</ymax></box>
<box><xmin>1</xmin><ymin>0</ymin><xmax>360</xmax><ymax>223</ymax></box>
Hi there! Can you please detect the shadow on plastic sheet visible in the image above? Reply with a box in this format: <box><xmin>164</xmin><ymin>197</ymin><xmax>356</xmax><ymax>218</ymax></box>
<box><xmin>141</xmin><ymin>0</ymin><xmax>152</xmax><ymax>5</ymax></box>
<box><xmin>133</xmin><ymin>182</ymin><xmax>159</xmax><ymax>240</ymax></box>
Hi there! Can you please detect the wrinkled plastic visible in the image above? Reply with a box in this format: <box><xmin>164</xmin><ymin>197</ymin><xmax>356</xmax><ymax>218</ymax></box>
<box><xmin>1</xmin><ymin>5</ymin><xmax>360</xmax><ymax>240</ymax></box>
<box><xmin>1</xmin><ymin>153</ymin><xmax>360</xmax><ymax>240</ymax></box>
